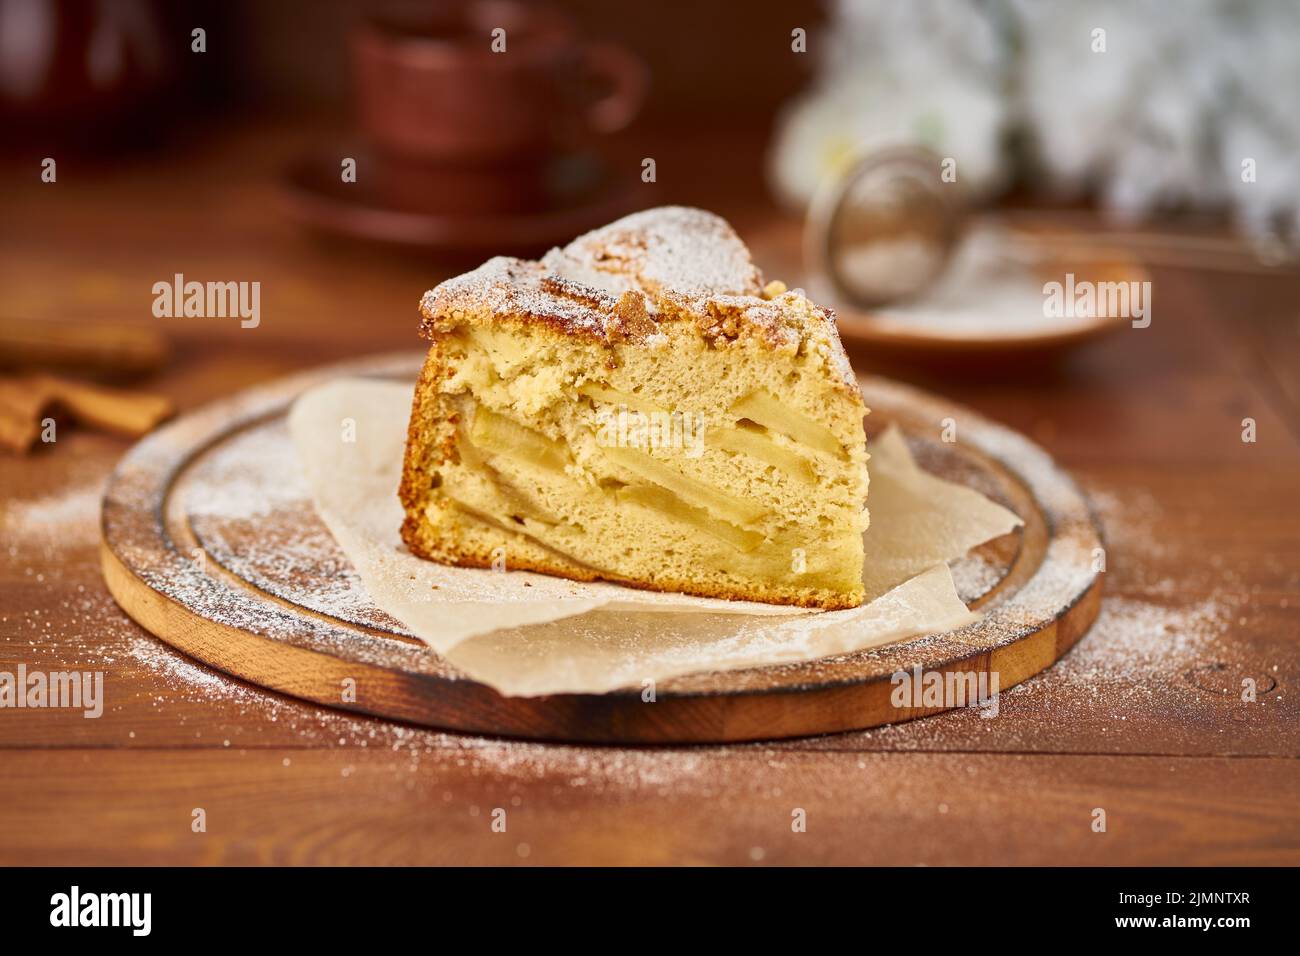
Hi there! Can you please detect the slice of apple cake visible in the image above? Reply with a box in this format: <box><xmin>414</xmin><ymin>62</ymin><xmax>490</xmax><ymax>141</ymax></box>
<box><xmin>399</xmin><ymin>206</ymin><xmax>869</xmax><ymax>609</ymax></box>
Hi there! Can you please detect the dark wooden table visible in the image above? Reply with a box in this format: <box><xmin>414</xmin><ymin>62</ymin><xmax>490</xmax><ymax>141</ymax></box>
<box><xmin>2</xmin><ymin>122</ymin><xmax>1298</xmax><ymax>865</ymax></box>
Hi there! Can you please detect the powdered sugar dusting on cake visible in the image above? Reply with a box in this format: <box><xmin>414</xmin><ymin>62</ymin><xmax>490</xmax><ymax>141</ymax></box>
<box><xmin>417</xmin><ymin>206</ymin><xmax>860</xmax><ymax>393</ymax></box>
<box><xmin>421</xmin><ymin>258</ymin><xmax>613</xmax><ymax>339</ymax></box>
<box><xmin>543</xmin><ymin>206</ymin><xmax>764</xmax><ymax>298</ymax></box>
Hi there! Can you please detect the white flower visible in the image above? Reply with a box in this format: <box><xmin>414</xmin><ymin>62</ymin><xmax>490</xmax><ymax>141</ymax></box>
<box><xmin>768</xmin><ymin>0</ymin><xmax>1300</xmax><ymax>242</ymax></box>
<box><xmin>768</xmin><ymin>0</ymin><xmax>1011</xmax><ymax>207</ymax></box>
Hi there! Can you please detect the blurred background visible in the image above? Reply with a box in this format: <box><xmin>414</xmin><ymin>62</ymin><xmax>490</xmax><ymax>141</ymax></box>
<box><xmin>1</xmin><ymin>0</ymin><xmax>1298</xmax><ymax>415</ymax></box>
<box><xmin>4</xmin><ymin>3</ymin><xmax>1298</xmax><ymax>870</ymax></box>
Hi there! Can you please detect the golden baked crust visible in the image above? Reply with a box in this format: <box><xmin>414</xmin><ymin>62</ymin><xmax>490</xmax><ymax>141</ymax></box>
<box><xmin>400</xmin><ymin>207</ymin><xmax>869</xmax><ymax>610</ymax></box>
<box><xmin>417</xmin><ymin>207</ymin><xmax>860</xmax><ymax>395</ymax></box>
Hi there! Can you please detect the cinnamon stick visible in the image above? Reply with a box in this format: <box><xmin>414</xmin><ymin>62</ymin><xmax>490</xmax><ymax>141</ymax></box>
<box><xmin>0</xmin><ymin>374</ymin><xmax>173</xmax><ymax>453</ymax></box>
<box><xmin>37</xmin><ymin>376</ymin><xmax>174</xmax><ymax>437</ymax></box>
<box><xmin>0</xmin><ymin>377</ymin><xmax>58</xmax><ymax>452</ymax></box>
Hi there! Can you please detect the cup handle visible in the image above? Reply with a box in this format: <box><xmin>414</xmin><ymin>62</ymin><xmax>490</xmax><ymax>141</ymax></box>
<box><xmin>580</xmin><ymin>42</ymin><xmax>648</xmax><ymax>134</ymax></box>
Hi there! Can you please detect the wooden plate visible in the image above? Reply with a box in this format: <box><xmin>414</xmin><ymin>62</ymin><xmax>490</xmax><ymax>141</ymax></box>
<box><xmin>100</xmin><ymin>353</ymin><xmax>1103</xmax><ymax>743</ymax></box>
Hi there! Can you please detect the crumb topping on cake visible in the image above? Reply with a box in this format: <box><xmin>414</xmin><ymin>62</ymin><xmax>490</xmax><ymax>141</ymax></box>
<box><xmin>542</xmin><ymin>205</ymin><xmax>764</xmax><ymax>298</ymax></box>
<box><xmin>418</xmin><ymin>206</ymin><xmax>856</xmax><ymax>392</ymax></box>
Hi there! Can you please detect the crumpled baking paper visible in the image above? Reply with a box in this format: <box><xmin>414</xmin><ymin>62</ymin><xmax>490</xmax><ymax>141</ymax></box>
<box><xmin>288</xmin><ymin>379</ymin><xmax>1021</xmax><ymax>696</ymax></box>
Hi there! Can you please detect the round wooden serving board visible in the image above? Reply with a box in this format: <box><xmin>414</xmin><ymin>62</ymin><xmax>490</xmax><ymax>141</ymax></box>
<box><xmin>101</xmin><ymin>353</ymin><xmax>1103</xmax><ymax>743</ymax></box>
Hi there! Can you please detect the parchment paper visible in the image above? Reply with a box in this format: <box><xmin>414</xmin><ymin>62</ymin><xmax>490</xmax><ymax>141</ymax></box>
<box><xmin>288</xmin><ymin>379</ymin><xmax>1022</xmax><ymax>696</ymax></box>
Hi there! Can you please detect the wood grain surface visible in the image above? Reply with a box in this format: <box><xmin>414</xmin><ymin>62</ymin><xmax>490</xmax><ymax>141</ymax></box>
<box><xmin>1</xmin><ymin>121</ymin><xmax>1298</xmax><ymax>864</ymax></box>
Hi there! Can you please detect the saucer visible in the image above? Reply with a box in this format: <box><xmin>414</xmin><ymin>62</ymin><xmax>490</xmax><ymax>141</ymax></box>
<box><xmin>280</xmin><ymin>146</ymin><xmax>642</xmax><ymax>256</ymax></box>
<box><xmin>754</xmin><ymin>223</ymin><xmax>1149</xmax><ymax>357</ymax></box>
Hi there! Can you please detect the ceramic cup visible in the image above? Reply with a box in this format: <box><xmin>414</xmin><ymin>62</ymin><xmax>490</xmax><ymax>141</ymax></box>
<box><xmin>352</xmin><ymin>0</ymin><xmax>647</xmax><ymax>213</ymax></box>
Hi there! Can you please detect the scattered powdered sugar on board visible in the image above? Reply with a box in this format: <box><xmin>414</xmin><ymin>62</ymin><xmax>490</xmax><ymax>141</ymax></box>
<box><xmin>124</xmin><ymin>632</ymin><xmax>234</xmax><ymax>693</ymax></box>
<box><xmin>836</xmin><ymin>575</ymin><xmax>1267</xmax><ymax>756</ymax></box>
<box><xmin>809</xmin><ymin>457</ymin><xmax>1292</xmax><ymax>755</ymax></box>
<box><xmin>180</xmin><ymin>420</ymin><xmax>405</xmax><ymax>632</ymax></box>
<box><xmin>949</xmin><ymin>552</ymin><xmax>1005</xmax><ymax>603</ymax></box>
<box><xmin>1050</xmin><ymin>595</ymin><xmax>1226</xmax><ymax>686</ymax></box>
<box><xmin>185</xmin><ymin>421</ymin><xmax>312</xmax><ymax>520</ymax></box>
<box><xmin>109</xmin><ymin>608</ymin><xmax>741</xmax><ymax>789</ymax></box>
<box><xmin>2</xmin><ymin>479</ymin><xmax>106</xmax><ymax>600</ymax></box>
<box><xmin>2</xmin><ymin>478</ymin><xmax>104</xmax><ymax>552</ymax></box>
<box><xmin>1012</xmin><ymin>594</ymin><xmax>1234</xmax><ymax>731</ymax></box>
